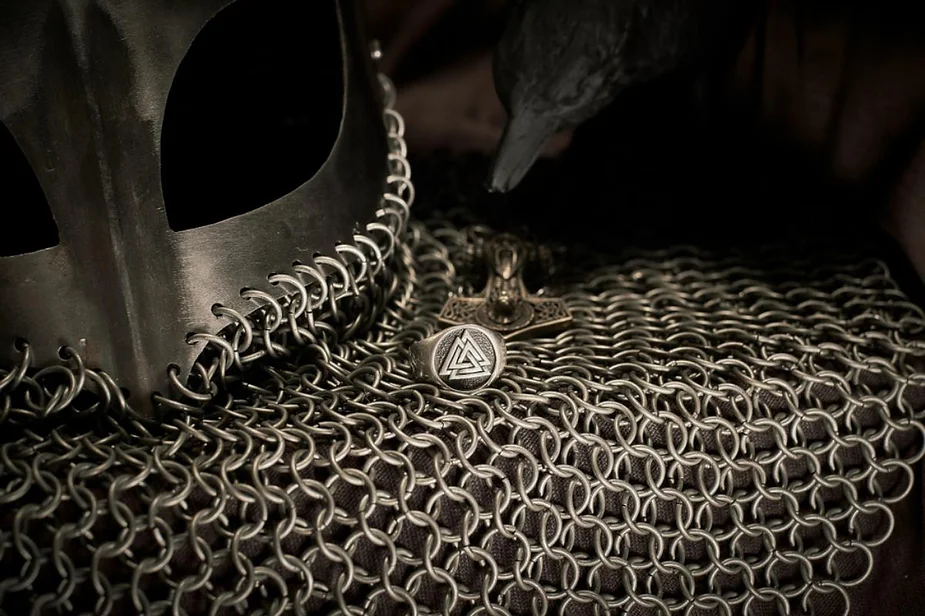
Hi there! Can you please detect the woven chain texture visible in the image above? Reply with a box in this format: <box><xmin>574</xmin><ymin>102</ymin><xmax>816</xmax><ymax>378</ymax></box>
<box><xmin>2</xmin><ymin>73</ymin><xmax>925</xmax><ymax>616</ymax></box>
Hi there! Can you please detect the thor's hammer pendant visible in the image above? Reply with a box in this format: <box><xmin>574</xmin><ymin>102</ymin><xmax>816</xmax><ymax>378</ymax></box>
<box><xmin>438</xmin><ymin>234</ymin><xmax>572</xmax><ymax>340</ymax></box>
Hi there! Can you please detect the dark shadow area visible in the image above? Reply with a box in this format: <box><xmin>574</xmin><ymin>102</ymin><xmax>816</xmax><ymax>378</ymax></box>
<box><xmin>0</xmin><ymin>122</ymin><xmax>58</xmax><ymax>256</ymax></box>
<box><xmin>389</xmin><ymin>1</ymin><xmax>508</xmax><ymax>86</ymax></box>
<box><xmin>409</xmin><ymin>72</ymin><xmax>871</xmax><ymax>252</ymax></box>
<box><xmin>161</xmin><ymin>0</ymin><xmax>343</xmax><ymax>232</ymax></box>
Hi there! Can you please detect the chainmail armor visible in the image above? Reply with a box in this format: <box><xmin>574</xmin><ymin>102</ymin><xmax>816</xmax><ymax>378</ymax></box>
<box><xmin>1</xmin><ymin>73</ymin><xmax>925</xmax><ymax>616</ymax></box>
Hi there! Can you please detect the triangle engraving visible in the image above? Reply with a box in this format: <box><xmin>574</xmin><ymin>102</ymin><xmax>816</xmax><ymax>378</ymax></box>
<box><xmin>439</xmin><ymin>330</ymin><xmax>492</xmax><ymax>381</ymax></box>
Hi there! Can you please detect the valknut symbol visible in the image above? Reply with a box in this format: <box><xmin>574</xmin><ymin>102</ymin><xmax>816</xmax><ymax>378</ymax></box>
<box><xmin>438</xmin><ymin>330</ymin><xmax>493</xmax><ymax>381</ymax></box>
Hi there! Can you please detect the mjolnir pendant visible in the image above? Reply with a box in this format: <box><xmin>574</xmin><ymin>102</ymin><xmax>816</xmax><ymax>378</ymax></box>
<box><xmin>438</xmin><ymin>234</ymin><xmax>572</xmax><ymax>340</ymax></box>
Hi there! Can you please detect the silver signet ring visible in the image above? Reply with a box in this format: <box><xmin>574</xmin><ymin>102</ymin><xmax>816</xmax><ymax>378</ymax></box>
<box><xmin>410</xmin><ymin>325</ymin><xmax>506</xmax><ymax>392</ymax></box>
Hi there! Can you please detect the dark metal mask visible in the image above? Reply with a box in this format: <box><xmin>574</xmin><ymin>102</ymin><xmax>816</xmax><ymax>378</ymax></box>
<box><xmin>0</xmin><ymin>0</ymin><xmax>387</xmax><ymax>413</ymax></box>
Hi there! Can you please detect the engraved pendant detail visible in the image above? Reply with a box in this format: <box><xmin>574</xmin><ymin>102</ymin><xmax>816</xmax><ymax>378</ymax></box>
<box><xmin>439</xmin><ymin>234</ymin><xmax>572</xmax><ymax>340</ymax></box>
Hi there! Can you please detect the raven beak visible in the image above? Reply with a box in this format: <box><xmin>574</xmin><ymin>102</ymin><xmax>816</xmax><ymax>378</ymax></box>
<box><xmin>485</xmin><ymin>113</ymin><xmax>556</xmax><ymax>193</ymax></box>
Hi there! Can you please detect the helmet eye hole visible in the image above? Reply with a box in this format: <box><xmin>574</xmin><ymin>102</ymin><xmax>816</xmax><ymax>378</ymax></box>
<box><xmin>160</xmin><ymin>0</ymin><xmax>343</xmax><ymax>232</ymax></box>
<box><xmin>0</xmin><ymin>121</ymin><xmax>59</xmax><ymax>256</ymax></box>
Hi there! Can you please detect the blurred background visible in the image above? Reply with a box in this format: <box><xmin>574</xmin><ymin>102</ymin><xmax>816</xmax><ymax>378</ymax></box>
<box><xmin>365</xmin><ymin>0</ymin><xmax>925</xmax><ymax>287</ymax></box>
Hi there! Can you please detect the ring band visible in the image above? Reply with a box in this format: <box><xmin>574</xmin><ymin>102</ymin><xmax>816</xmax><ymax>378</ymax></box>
<box><xmin>410</xmin><ymin>324</ymin><xmax>506</xmax><ymax>392</ymax></box>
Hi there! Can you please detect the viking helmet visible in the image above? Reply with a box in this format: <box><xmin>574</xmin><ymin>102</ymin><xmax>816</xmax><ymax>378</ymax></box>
<box><xmin>0</xmin><ymin>0</ymin><xmax>388</xmax><ymax>413</ymax></box>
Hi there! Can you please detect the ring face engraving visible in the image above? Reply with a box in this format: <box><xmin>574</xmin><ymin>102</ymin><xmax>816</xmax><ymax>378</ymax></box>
<box><xmin>435</xmin><ymin>328</ymin><xmax>495</xmax><ymax>389</ymax></box>
<box><xmin>411</xmin><ymin>324</ymin><xmax>506</xmax><ymax>393</ymax></box>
